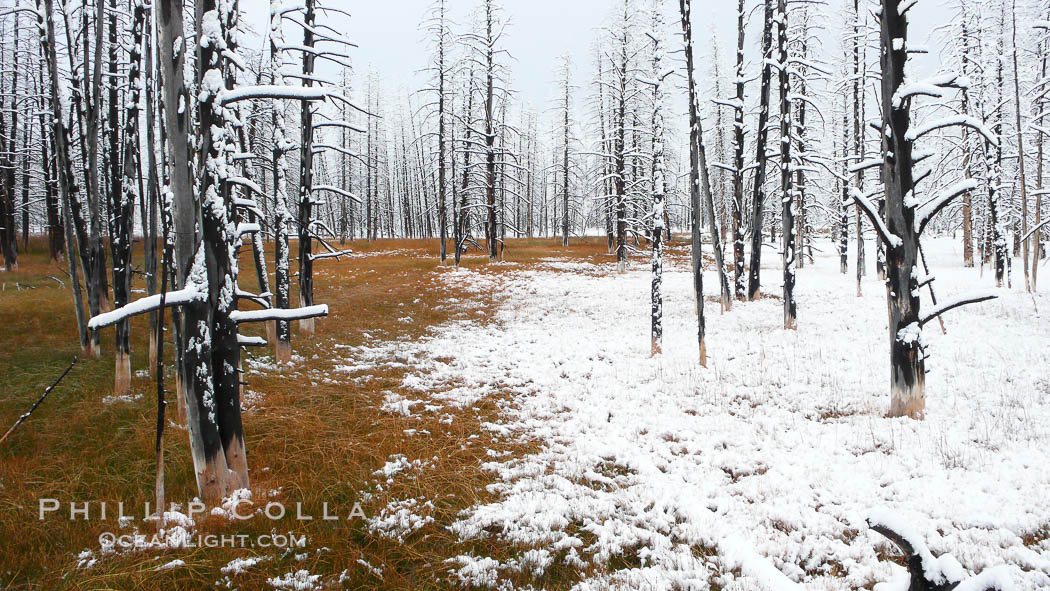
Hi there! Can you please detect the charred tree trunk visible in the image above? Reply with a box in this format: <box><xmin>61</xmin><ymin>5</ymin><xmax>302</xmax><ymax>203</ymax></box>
<box><xmin>112</xmin><ymin>0</ymin><xmax>146</xmax><ymax>395</ymax></box>
<box><xmin>157</xmin><ymin>0</ymin><xmax>231</xmax><ymax>501</ymax></box>
<box><xmin>779</xmin><ymin>0</ymin><xmax>796</xmax><ymax>329</ymax></box>
<box><xmin>880</xmin><ymin>0</ymin><xmax>923</xmax><ymax>418</ymax></box>
<box><xmin>732</xmin><ymin>0</ymin><xmax>747</xmax><ymax>299</ymax></box>
<box><xmin>37</xmin><ymin>0</ymin><xmax>87</xmax><ymax>349</ymax></box>
<box><xmin>297</xmin><ymin>0</ymin><xmax>317</xmax><ymax>334</ymax></box>
<box><xmin>854</xmin><ymin>0</ymin><xmax>867</xmax><ymax>296</ymax></box>
<box><xmin>680</xmin><ymin>0</ymin><xmax>708</xmax><ymax>365</ymax></box>
<box><xmin>747</xmin><ymin>0</ymin><xmax>775</xmax><ymax>300</ymax></box>
<box><xmin>1011</xmin><ymin>0</ymin><xmax>1030</xmax><ymax>292</ymax></box>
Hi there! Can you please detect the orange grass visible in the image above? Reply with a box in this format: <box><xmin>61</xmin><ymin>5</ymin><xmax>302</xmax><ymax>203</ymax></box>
<box><xmin>0</xmin><ymin>235</ymin><xmax>632</xmax><ymax>590</ymax></box>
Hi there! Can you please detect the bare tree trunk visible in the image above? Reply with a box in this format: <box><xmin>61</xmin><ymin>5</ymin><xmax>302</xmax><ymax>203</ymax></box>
<box><xmin>840</xmin><ymin>100</ymin><xmax>850</xmax><ymax>274</ymax></box>
<box><xmin>37</xmin><ymin>0</ymin><xmax>87</xmax><ymax>349</ymax></box>
<box><xmin>1036</xmin><ymin>26</ymin><xmax>1047</xmax><ymax>291</ymax></box>
<box><xmin>143</xmin><ymin>6</ymin><xmax>162</xmax><ymax>374</ymax></box>
<box><xmin>561</xmin><ymin>57</ymin><xmax>571</xmax><ymax>247</ymax></box>
<box><xmin>960</xmin><ymin>13</ymin><xmax>975</xmax><ymax>269</ymax></box>
<box><xmin>747</xmin><ymin>0</ymin><xmax>775</xmax><ymax>300</ymax></box>
<box><xmin>297</xmin><ymin>0</ymin><xmax>317</xmax><ymax>334</ymax></box>
<box><xmin>157</xmin><ymin>0</ymin><xmax>231</xmax><ymax>502</ymax></box>
<box><xmin>881</xmin><ymin>0</ymin><xmax>923</xmax><ymax>418</ymax></box>
<box><xmin>680</xmin><ymin>0</ymin><xmax>708</xmax><ymax>365</ymax></box>
<box><xmin>112</xmin><ymin>0</ymin><xmax>146</xmax><ymax>395</ymax></box>
<box><xmin>437</xmin><ymin>0</ymin><xmax>449</xmax><ymax>262</ymax></box>
<box><xmin>1011</xmin><ymin>0</ymin><xmax>1030</xmax><ymax>291</ymax></box>
<box><xmin>1</xmin><ymin>13</ymin><xmax>21</xmax><ymax>271</ymax></box>
<box><xmin>87</xmin><ymin>0</ymin><xmax>111</xmax><ymax>340</ymax></box>
<box><xmin>779</xmin><ymin>0</ymin><xmax>796</xmax><ymax>329</ymax></box>
<box><xmin>732</xmin><ymin>0</ymin><xmax>747</xmax><ymax>299</ymax></box>
<box><xmin>854</xmin><ymin>0</ymin><xmax>867</xmax><ymax>296</ymax></box>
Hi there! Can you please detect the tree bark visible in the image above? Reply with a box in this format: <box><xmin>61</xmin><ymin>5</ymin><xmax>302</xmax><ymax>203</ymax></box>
<box><xmin>747</xmin><ymin>0</ymin><xmax>775</xmax><ymax>300</ymax></box>
<box><xmin>779</xmin><ymin>0</ymin><xmax>796</xmax><ymax>329</ymax></box>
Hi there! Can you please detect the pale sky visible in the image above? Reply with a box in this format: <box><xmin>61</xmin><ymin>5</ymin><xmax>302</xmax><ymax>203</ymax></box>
<box><xmin>238</xmin><ymin>0</ymin><xmax>753</xmax><ymax>109</ymax></box>
<box><xmin>236</xmin><ymin>0</ymin><xmax>946</xmax><ymax>127</ymax></box>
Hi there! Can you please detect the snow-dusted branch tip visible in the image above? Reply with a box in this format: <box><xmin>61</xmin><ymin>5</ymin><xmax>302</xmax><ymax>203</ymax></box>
<box><xmin>850</xmin><ymin>189</ymin><xmax>902</xmax><ymax>249</ymax></box>
<box><xmin>915</xmin><ymin>179</ymin><xmax>978</xmax><ymax>235</ymax></box>
<box><xmin>229</xmin><ymin>304</ymin><xmax>329</xmax><ymax>324</ymax></box>
<box><xmin>919</xmin><ymin>291</ymin><xmax>997</xmax><ymax>327</ymax></box>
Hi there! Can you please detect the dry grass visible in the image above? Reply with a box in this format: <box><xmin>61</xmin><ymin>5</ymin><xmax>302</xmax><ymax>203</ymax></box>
<box><xmin>0</xmin><ymin>235</ymin><xmax>622</xmax><ymax>590</ymax></box>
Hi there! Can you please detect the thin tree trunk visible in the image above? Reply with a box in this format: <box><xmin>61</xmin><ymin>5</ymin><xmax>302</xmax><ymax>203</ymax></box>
<box><xmin>680</xmin><ymin>0</ymin><xmax>707</xmax><ymax>365</ymax></box>
<box><xmin>1011</xmin><ymin>0</ymin><xmax>1030</xmax><ymax>291</ymax></box>
<box><xmin>732</xmin><ymin>0</ymin><xmax>747</xmax><ymax>299</ymax></box>
<box><xmin>747</xmin><ymin>0</ymin><xmax>775</xmax><ymax>300</ymax></box>
<box><xmin>779</xmin><ymin>0</ymin><xmax>796</xmax><ymax>329</ymax></box>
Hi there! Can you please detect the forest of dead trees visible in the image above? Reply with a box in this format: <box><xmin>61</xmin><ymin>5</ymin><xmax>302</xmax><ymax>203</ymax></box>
<box><xmin>0</xmin><ymin>0</ymin><xmax>1046</xmax><ymax>509</ymax></box>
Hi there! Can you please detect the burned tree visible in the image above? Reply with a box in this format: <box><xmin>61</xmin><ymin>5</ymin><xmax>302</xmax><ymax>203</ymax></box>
<box><xmin>90</xmin><ymin>0</ymin><xmax>332</xmax><ymax>502</ymax></box>
<box><xmin>645</xmin><ymin>1</ymin><xmax>668</xmax><ymax>355</ymax></box>
<box><xmin>680</xmin><ymin>0</ymin><xmax>722</xmax><ymax>364</ymax></box>
<box><xmin>747</xmin><ymin>0</ymin><xmax>775</xmax><ymax>301</ymax></box>
<box><xmin>855</xmin><ymin>0</ymin><xmax>996</xmax><ymax>418</ymax></box>
<box><xmin>778</xmin><ymin>0</ymin><xmax>796</xmax><ymax>329</ymax></box>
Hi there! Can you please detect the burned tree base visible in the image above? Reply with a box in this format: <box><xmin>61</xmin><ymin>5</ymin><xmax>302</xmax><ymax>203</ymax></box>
<box><xmin>275</xmin><ymin>339</ymin><xmax>292</xmax><ymax>364</ymax></box>
<box><xmin>889</xmin><ymin>388</ymin><xmax>925</xmax><ymax>419</ymax></box>
<box><xmin>223</xmin><ymin>437</ymin><xmax>250</xmax><ymax>491</ymax></box>
<box><xmin>113</xmin><ymin>351</ymin><xmax>132</xmax><ymax>396</ymax></box>
<box><xmin>174</xmin><ymin>373</ymin><xmax>187</xmax><ymax>423</ymax></box>
<box><xmin>195</xmin><ymin>459</ymin><xmax>234</xmax><ymax>505</ymax></box>
<box><xmin>265</xmin><ymin>320</ymin><xmax>276</xmax><ymax>349</ymax></box>
<box><xmin>889</xmin><ymin>344</ymin><xmax>926</xmax><ymax>419</ymax></box>
<box><xmin>148</xmin><ymin>327</ymin><xmax>158</xmax><ymax>377</ymax></box>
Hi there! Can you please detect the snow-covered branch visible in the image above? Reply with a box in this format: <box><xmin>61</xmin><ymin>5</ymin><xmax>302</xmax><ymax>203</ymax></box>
<box><xmin>919</xmin><ymin>291</ymin><xmax>997</xmax><ymax>328</ymax></box>
<box><xmin>914</xmin><ymin>179</ymin><xmax>978</xmax><ymax>235</ymax></box>
<box><xmin>850</xmin><ymin>189</ymin><xmax>901</xmax><ymax>248</ymax></box>
<box><xmin>229</xmin><ymin>304</ymin><xmax>329</xmax><ymax>324</ymax></box>
<box><xmin>87</xmin><ymin>287</ymin><xmax>206</xmax><ymax>330</ymax></box>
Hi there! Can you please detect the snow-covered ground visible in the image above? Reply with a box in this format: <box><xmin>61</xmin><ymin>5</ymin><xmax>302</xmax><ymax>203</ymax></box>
<box><xmin>359</xmin><ymin>238</ymin><xmax>1050</xmax><ymax>590</ymax></box>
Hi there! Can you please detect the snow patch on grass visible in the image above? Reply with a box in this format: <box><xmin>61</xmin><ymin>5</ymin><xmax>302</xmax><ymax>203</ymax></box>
<box><xmin>396</xmin><ymin>238</ymin><xmax>1050</xmax><ymax>590</ymax></box>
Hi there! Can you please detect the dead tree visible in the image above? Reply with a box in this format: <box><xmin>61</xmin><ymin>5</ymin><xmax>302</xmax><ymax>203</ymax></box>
<box><xmin>91</xmin><ymin>0</ymin><xmax>332</xmax><ymax>502</ymax></box>
<box><xmin>645</xmin><ymin>0</ymin><xmax>668</xmax><ymax>355</ymax></box>
<box><xmin>1010</xmin><ymin>0</ymin><xmax>1030</xmax><ymax>292</ymax></box>
<box><xmin>110</xmin><ymin>0</ymin><xmax>147</xmax><ymax>395</ymax></box>
<box><xmin>297</xmin><ymin>0</ymin><xmax>318</xmax><ymax>335</ymax></box>
<box><xmin>854</xmin><ymin>0</ymin><xmax>868</xmax><ymax>296</ymax></box>
<box><xmin>747</xmin><ymin>0</ymin><xmax>775</xmax><ymax>300</ymax></box>
<box><xmin>856</xmin><ymin>0</ymin><xmax>996</xmax><ymax>418</ymax></box>
<box><xmin>680</xmin><ymin>0</ymin><xmax>719</xmax><ymax>365</ymax></box>
<box><xmin>424</xmin><ymin>0</ymin><xmax>452</xmax><ymax>261</ymax></box>
<box><xmin>778</xmin><ymin>0</ymin><xmax>796</xmax><ymax>329</ymax></box>
<box><xmin>0</xmin><ymin>11</ymin><xmax>19</xmax><ymax>271</ymax></box>
<box><xmin>36</xmin><ymin>0</ymin><xmax>88</xmax><ymax>350</ymax></box>
<box><xmin>731</xmin><ymin>0</ymin><xmax>747</xmax><ymax>299</ymax></box>
<box><xmin>559</xmin><ymin>55</ymin><xmax>573</xmax><ymax>247</ymax></box>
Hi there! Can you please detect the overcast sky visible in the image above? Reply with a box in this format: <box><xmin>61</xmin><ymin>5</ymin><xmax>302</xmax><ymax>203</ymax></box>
<box><xmin>237</xmin><ymin>0</ymin><xmax>946</xmax><ymax>123</ymax></box>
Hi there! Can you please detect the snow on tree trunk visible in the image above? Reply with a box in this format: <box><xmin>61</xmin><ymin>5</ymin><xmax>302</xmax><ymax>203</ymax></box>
<box><xmin>732</xmin><ymin>0</ymin><xmax>747</xmax><ymax>299</ymax></box>
<box><xmin>747</xmin><ymin>0</ymin><xmax>775</xmax><ymax>301</ymax></box>
<box><xmin>112</xmin><ymin>0</ymin><xmax>146</xmax><ymax>396</ymax></box>
<box><xmin>36</xmin><ymin>0</ymin><xmax>88</xmax><ymax>350</ymax></box>
<box><xmin>649</xmin><ymin>2</ymin><xmax>666</xmax><ymax>356</ymax></box>
<box><xmin>297</xmin><ymin>0</ymin><xmax>317</xmax><ymax>335</ymax></box>
<box><xmin>779</xmin><ymin>0</ymin><xmax>796</xmax><ymax>330</ymax></box>
<box><xmin>680</xmin><ymin>0</ymin><xmax>708</xmax><ymax>365</ymax></box>
<box><xmin>881</xmin><ymin>0</ymin><xmax>924</xmax><ymax>418</ymax></box>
